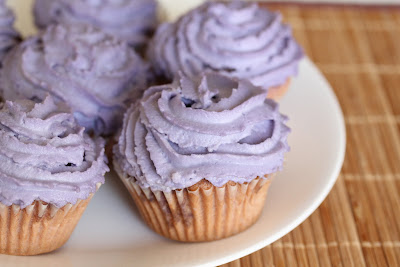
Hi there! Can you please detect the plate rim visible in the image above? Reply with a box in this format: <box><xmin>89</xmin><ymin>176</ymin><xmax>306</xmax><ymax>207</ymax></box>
<box><xmin>200</xmin><ymin>57</ymin><xmax>347</xmax><ymax>267</ymax></box>
<box><xmin>3</xmin><ymin>0</ymin><xmax>346</xmax><ymax>264</ymax></box>
<box><xmin>0</xmin><ymin>57</ymin><xmax>346</xmax><ymax>267</ymax></box>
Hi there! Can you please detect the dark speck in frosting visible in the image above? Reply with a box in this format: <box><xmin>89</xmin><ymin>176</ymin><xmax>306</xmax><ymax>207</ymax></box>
<box><xmin>0</xmin><ymin>96</ymin><xmax>109</xmax><ymax>208</ymax></box>
<box><xmin>114</xmin><ymin>73</ymin><xmax>290</xmax><ymax>192</ymax></box>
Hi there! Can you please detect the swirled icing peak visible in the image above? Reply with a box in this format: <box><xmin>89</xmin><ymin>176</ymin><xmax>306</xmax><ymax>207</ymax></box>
<box><xmin>147</xmin><ymin>1</ymin><xmax>303</xmax><ymax>90</ymax></box>
<box><xmin>34</xmin><ymin>0</ymin><xmax>158</xmax><ymax>49</ymax></box>
<box><xmin>0</xmin><ymin>96</ymin><xmax>109</xmax><ymax>208</ymax></box>
<box><xmin>114</xmin><ymin>73</ymin><xmax>290</xmax><ymax>192</ymax></box>
<box><xmin>0</xmin><ymin>0</ymin><xmax>20</xmax><ymax>63</ymax></box>
<box><xmin>0</xmin><ymin>23</ymin><xmax>149</xmax><ymax>135</ymax></box>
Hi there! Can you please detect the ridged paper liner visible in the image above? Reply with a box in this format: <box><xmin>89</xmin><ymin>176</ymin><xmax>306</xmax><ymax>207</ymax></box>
<box><xmin>267</xmin><ymin>78</ymin><xmax>291</xmax><ymax>101</ymax></box>
<box><xmin>115</xmin><ymin>164</ymin><xmax>273</xmax><ymax>242</ymax></box>
<box><xmin>0</xmin><ymin>183</ymin><xmax>101</xmax><ymax>256</ymax></box>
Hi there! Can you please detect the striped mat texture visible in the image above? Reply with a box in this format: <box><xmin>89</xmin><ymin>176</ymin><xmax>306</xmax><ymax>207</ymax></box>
<box><xmin>223</xmin><ymin>4</ymin><xmax>400</xmax><ymax>267</ymax></box>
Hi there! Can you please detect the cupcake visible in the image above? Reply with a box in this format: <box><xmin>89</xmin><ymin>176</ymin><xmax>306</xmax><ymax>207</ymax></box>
<box><xmin>113</xmin><ymin>73</ymin><xmax>290</xmax><ymax>241</ymax></box>
<box><xmin>0</xmin><ymin>23</ymin><xmax>149</xmax><ymax>136</ymax></box>
<box><xmin>34</xmin><ymin>0</ymin><xmax>158</xmax><ymax>51</ymax></box>
<box><xmin>147</xmin><ymin>1</ymin><xmax>303</xmax><ymax>100</ymax></box>
<box><xmin>0</xmin><ymin>96</ymin><xmax>109</xmax><ymax>255</ymax></box>
<box><xmin>0</xmin><ymin>0</ymin><xmax>20</xmax><ymax>64</ymax></box>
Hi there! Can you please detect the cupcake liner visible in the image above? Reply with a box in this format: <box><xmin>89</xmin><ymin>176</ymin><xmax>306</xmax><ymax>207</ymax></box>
<box><xmin>116</xmin><ymin>164</ymin><xmax>273</xmax><ymax>242</ymax></box>
<box><xmin>0</xmin><ymin>184</ymin><xmax>101</xmax><ymax>256</ymax></box>
<box><xmin>267</xmin><ymin>78</ymin><xmax>291</xmax><ymax>101</ymax></box>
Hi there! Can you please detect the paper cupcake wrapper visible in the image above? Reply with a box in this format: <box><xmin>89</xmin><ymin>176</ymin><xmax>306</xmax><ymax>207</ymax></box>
<box><xmin>117</xmin><ymin>168</ymin><xmax>273</xmax><ymax>242</ymax></box>
<box><xmin>0</xmin><ymin>184</ymin><xmax>101</xmax><ymax>256</ymax></box>
<box><xmin>267</xmin><ymin>78</ymin><xmax>291</xmax><ymax>101</ymax></box>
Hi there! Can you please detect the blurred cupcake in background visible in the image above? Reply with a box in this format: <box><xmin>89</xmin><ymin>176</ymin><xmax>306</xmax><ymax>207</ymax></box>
<box><xmin>33</xmin><ymin>0</ymin><xmax>158</xmax><ymax>51</ymax></box>
<box><xmin>0</xmin><ymin>95</ymin><xmax>108</xmax><ymax>255</ymax></box>
<box><xmin>0</xmin><ymin>23</ymin><xmax>150</xmax><ymax>136</ymax></box>
<box><xmin>147</xmin><ymin>1</ymin><xmax>303</xmax><ymax>100</ymax></box>
<box><xmin>113</xmin><ymin>72</ymin><xmax>290</xmax><ymax>242</ymax></box>
<box><xmin>0</xmin><ymin>0</ymin><xmax>20</xmax><ymax>65</ymax></box>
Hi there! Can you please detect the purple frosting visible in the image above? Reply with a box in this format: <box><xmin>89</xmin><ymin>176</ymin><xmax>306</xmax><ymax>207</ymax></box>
<box><xmin>34</xmin><ymin>0</ymin><xmax>158</xmax><ymax>49</ymax></box>
<box><xmin>114</xmin><ymin>73</ymin><xmax>290</xmax><ymax>192</ymax></box>
<box><xmin>0</xmin><ymin>23</ymin><xmax>149</xmax><ymax>135</ymax></box>
<box><xmin>147</xmin><ymin>1</ymin><xmax>304</xmax><ymax>90</ymax></box>
<box><xmin>0</xmin><ymin>0</ymin><xmax>20</xmax><ymax>63</ymax></box>
<box><xmin>0</xmin><ymin>96</ymin><xmax>109</xmax><ymax>208</ymax></box>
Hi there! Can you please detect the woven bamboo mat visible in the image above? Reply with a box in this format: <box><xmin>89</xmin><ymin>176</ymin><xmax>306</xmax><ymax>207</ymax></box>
<box><xmin>222</xmin><ymin>4</ymin><xmax>400</xmax><ymax>267</ymax></box>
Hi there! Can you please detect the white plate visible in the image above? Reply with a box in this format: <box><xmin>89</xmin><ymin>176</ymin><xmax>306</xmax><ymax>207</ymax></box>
<box><xmin>2</xmin><ymin>1</ymin><xmax>346</xmax><ymax>267</ymax></box>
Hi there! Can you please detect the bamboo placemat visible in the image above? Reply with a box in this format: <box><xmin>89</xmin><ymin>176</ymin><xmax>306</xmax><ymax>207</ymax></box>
<box><xmin>222</xmin><ymin>4</ymin><xmax>400</xmax><ymax>267</ymax></box>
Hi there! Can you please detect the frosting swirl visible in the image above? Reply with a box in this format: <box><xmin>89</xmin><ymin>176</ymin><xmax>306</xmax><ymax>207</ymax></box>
<box><xmin>114</xmin><ymin>73</ymin><xmax>290</xmax><ymax>192</ymax></box>
<box><xmin>147</xmin><ymin>1</ymin><xmax>303</xmax><ymax>90</ymax></box>
<box><xmin>0</xmin><ymin>23</ymin><xmax>149</xmax><ymax>135</ymax></box>
<box><xmin>0</xmin><ymin>96</ymin><xmax>109</xmax><ymax>208</ymax></box>
<box><xmin>34</xmin><ymin>0</ymin><xmax>158</xmax><ymax>49</ymax></box>
<box><xmin>0</xmin><ymin>0</ymin><xmax>20</xmax><ymax>63</ymax></box>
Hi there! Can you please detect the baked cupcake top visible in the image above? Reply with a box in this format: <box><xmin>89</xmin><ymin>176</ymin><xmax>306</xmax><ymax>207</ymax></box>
<box><xmin>0</xmin><ymin>23</ymin><xmax>149</xmax><ymax>135</ymax></box>
<box><xmin>114</xmin><ymin>73</ymin><xmax>290</xmax><ymax>192</ymax></box>
<box><xmin>147</xmin><ymin>1</ymin><xmax>303</xmax><ymax>90</ymax></box>
<box><xmin>0</xmin><ymin>96</ymin><xmax>109</xmax><ymax>208</ymax></box>
<box><xmin>0</xmin><ymin>0</ymin><xmax>20</xmax><ymax>63</ymax></box>
<box><xmin>34</xmin><ymin>0</ymin><xmax>158</xmax><ymax>49</ymax></box>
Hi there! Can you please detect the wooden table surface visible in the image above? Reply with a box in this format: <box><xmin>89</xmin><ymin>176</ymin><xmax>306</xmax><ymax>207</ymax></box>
<box><xmin>222</xmin><ymin>3</ymin><xmax>400</xmax><ymax>267</ymax></box>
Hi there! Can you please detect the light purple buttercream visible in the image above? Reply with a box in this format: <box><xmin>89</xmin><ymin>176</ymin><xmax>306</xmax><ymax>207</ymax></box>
<box><xmin>0</xmin><ymin>0</ymin><xmax>20</xmax><ymax>63</ymax></box>
<box><xmin>0</xmin><ymin>23</ymin><xmax>149</xmax><ymax>135</ymax></box>
<box><xmin>0</xmin><ymin>96</ymin><xmax>109</xmax><ymax>208</ymax></box>
<box><xmin>147</xmin><ymin>1</ymin><xmax>304</xmax><ymax>90</ymax></box>
<box><xmin>34</xmin><ymin>0</ymin><xmax>158</xmax><ymax>49</ymax></box>
<box><xmin>114</xmin><ymin>73</ymin><xmax>290</xmax><ymax>192</ymax></box>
